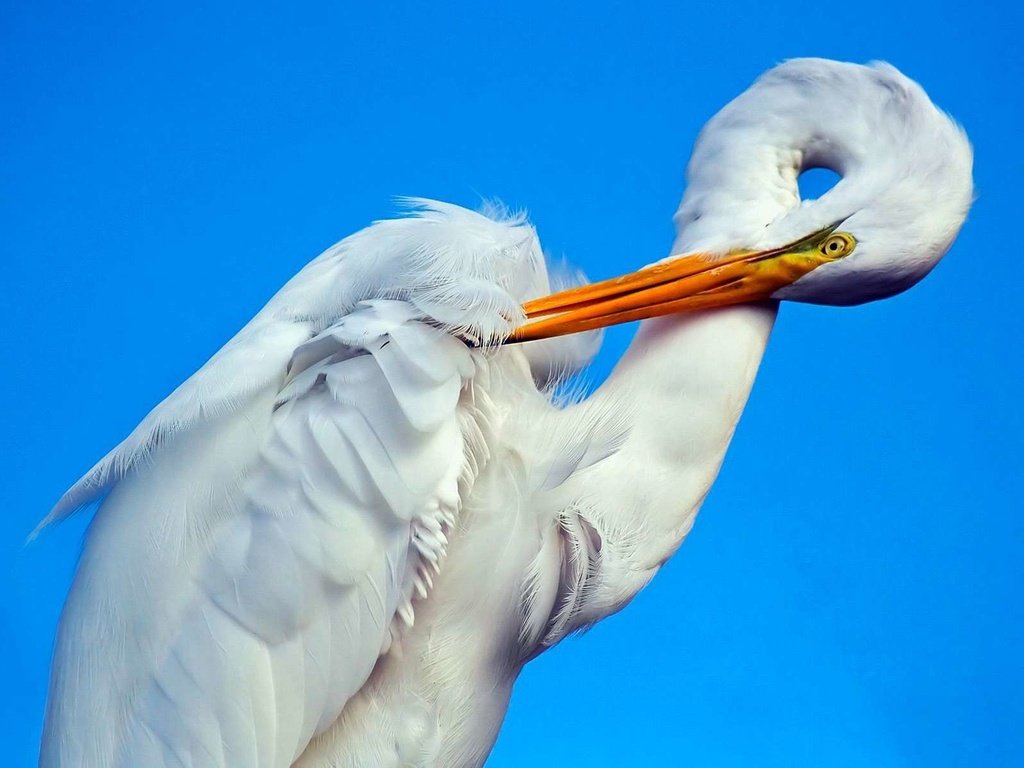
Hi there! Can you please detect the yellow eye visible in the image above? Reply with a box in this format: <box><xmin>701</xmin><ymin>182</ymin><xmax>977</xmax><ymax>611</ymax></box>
<box><xmin>819</xmin><ymin>232</ymin><xmax>856</xmax><ymax>258</ymax></box>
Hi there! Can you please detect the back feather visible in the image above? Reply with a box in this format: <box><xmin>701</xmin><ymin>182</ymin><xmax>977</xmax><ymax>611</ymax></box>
<box><xmin>39</xmin><ymin>199</ymin><xmax>598</xmax><ymax>532</ymax></box>
<box><xmin>41</xmin><ymin>199</ymin><xmax>604</xmax><ymax>768</ymax></box>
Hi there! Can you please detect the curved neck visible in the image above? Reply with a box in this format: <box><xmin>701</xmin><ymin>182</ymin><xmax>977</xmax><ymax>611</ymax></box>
<box><xmin>575</xmin><ymin>304</ymin><xmax>777</xmax><ymax>571</ymax></box>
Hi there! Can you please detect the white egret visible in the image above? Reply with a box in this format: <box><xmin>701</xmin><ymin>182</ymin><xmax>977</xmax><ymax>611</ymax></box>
<box><xmin>40</xmin><ymin>58</ymin><xmax>972</xmax><ymax>767</ymax></box>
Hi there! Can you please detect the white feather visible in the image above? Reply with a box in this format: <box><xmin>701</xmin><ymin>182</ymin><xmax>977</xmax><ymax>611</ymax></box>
<box><xmin>40</xmin><ymin>200</ymin><xmax>600</xmax><ymax>768</ymax></box>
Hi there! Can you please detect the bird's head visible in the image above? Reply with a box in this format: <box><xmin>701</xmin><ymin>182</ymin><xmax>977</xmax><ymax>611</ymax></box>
<box><xmin>511</xmin><ymin>59</ymin><xmax>973</xmax><ymax>342</ymax></box>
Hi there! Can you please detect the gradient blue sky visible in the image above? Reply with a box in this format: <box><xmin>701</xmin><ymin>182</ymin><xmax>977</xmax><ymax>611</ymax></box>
<box><xmin>4</xmin><ymin>2</ymin><xmax>1022</xmax><ymax>765</ymax></box>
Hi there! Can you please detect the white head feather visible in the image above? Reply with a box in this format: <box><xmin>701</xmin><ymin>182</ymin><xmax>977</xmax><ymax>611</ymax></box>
<box><xmin>673</xmin><ymin>59</ymin><xmax>973</xmax><ymax>305</ymax></box>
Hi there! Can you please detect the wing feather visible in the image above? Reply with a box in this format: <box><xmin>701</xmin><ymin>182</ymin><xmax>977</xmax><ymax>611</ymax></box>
<box><xmin>42</xmin><ymin>201</ymin><xmax>551</xmax><ymax>767</ymax></box>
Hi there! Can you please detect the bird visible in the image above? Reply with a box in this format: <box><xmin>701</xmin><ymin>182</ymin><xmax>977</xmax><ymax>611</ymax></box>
<box><xmin>39</xmin><ymin>58</ymin><xmax>972</xmax><ymax>767</ymax></box>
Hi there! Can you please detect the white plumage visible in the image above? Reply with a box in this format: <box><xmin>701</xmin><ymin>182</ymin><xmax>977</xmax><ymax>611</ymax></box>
<box><xmin>41</xmin><ymin>59</ymin><xmax>972</xmax><ymax>767</ymax></box>
<box><xmin>42</xmin><ymin>201</ymin><xmax>620</xmax><ymax>767</ymax></box>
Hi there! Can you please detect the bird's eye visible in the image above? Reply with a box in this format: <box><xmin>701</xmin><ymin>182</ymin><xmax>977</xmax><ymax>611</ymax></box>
<box><xmin>819</xmin><ymin>233</ymin><xmax>855</xmax><ymax>258</ymax></box>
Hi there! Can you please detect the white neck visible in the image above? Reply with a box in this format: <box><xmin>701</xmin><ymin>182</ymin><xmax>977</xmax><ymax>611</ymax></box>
<box><xmin>554</xmin><ymin>60</ymin><xmax>909</xmax><ymax>622</ymax></box>
<box><xmin>540</xmin><ymin>58</ymin><xmax>972</xmax><ymax>636</ymax></box>
<box><xmin>565</xmin><ymin>303</ymin><xmax>776</xmax><ymax>594</ymax></box>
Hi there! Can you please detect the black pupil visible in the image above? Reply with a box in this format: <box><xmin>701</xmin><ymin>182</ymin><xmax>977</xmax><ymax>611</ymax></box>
<box><xmin>829</xmin><ymin>241</ymin><xmax>839</xmax><ymax>251</ymax></box>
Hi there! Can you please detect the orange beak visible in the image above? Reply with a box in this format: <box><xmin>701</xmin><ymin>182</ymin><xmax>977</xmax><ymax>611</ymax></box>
<box><xmin>508</xmin><ymin>226</ymin><xmax>855</xmax><ymax>343</ymax></box>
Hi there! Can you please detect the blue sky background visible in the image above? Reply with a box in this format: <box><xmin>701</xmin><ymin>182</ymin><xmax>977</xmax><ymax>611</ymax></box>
<box><xmin>3</xmin><ymin>1</ymin><xmax>1022</xmax><ymax>765</ymax></box>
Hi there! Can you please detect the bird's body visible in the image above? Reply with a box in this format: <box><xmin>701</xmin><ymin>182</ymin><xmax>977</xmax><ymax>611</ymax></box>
<box><xmin>41</xmin><ymin>59</ymin><xmax>972</xmax><ymax>767</ymax></box>
<box><xmin>297</xmin><ymin>303</ymin><xmax>778</xmax><ymax>768</ymax></box>
<box><xmin>40</xmin><ymin>203</ymin><xmax>689</xmax><ymax>766</ymax></box>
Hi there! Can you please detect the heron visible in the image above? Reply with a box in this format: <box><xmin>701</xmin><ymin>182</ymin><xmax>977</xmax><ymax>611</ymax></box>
<box><xmin>40</xmin><ymin>58</ymin><xmax>972</xmax><ymax>767</ymax></box>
